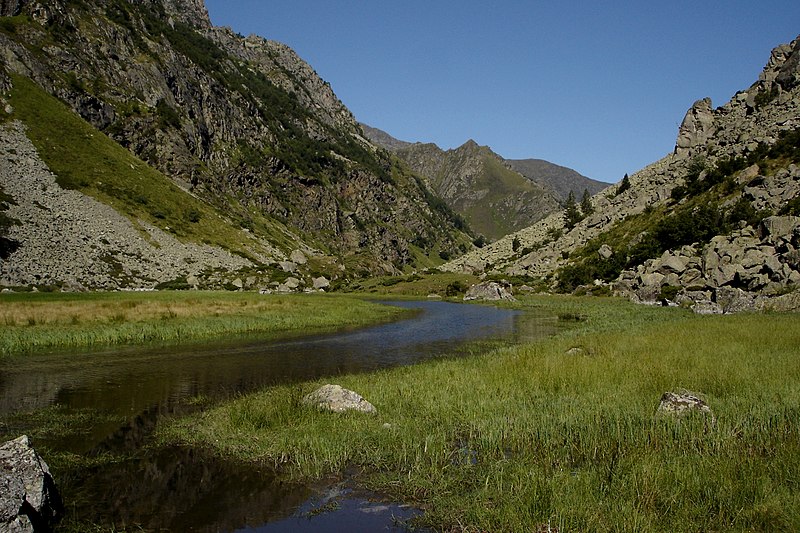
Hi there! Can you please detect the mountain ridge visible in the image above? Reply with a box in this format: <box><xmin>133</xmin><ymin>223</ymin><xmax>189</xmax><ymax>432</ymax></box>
<box><xmin>0</xmin><ymin>0</ymin><xmax>473</xmax><ymax>289</ymax></box>
<box><xmin>361</xmin><ymin>124</ymin><xmax>604</xmax><ymax>241</ymax></box>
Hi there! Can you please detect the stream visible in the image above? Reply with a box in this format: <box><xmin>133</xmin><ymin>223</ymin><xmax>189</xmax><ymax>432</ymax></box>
<box><xmin>0</xmin><ymin>300</ymin><xmax>560</xmax><ymax>531</ymax></box>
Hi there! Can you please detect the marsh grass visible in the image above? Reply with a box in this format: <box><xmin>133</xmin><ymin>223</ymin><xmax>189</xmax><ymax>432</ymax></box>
<box><xmin>160</xmin><ymin>296</ymin><xmax>800</xmax><ymax>531</ymax></box>
<box><xmin>0</xmin><ymin>292</ymin><xmax>408</xmax><ymax>355</ymax></box>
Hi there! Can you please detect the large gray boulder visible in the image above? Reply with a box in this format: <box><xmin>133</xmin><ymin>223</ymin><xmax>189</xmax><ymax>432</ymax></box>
<box><xmin>463</xmin><ymin>281</ymin><xmax>516</xmax><ymax>302</ymax></box>
<box><xmin>0</xmin><ymin>435</ymin><xmax>62</xmax><ymax>532</ymax></box>
<box><xmin>302</xmin><ymin>384</ymin><xmax>377</xmax><ymax>414</ymax></box>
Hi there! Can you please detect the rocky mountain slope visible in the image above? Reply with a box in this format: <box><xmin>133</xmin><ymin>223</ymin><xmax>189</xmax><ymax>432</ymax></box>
<box><xmin>363</xmin><ymin>125</ymin><xmax>604</xmax><ymax>241</ymax></box>
<box><xmin>504</xmin><ymin>158</ymin><xmax>606</xmax><ymax>203</ymax></box>
<box><xmin>0</xmin><ymin>0</ymin><xmax>471</xmax><ymax>290</ymax></box>
<box><xmin>443</xmin><ymin>35</ymin><xmax>800</xmax><ymax>312</ymax></box>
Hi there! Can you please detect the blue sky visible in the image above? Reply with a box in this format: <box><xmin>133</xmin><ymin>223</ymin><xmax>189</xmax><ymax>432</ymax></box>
<box><xmin>204</xmin><ymin>1</ymin><xmax>800</xmax><ymax>184</ymax></box>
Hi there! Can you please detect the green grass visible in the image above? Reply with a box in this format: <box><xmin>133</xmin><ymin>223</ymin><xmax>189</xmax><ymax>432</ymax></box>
<box><xmin>159</xmin><ymin>296</ymin><xmax>800</xmax><ymax>532</ymax></box>
<box><xmin>0</xmin><ymin>292</ymin><xmax>408</xmax><ymax>355</ymax></box>
<box><xmin>345</xmin><ymin>271</ymin><xmax>479</xmax><ymax>297</ymax></box>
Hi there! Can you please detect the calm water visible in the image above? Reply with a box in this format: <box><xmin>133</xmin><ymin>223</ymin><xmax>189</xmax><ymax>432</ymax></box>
<box><xmin>0</xmin><ymin>300</ymin><xmax>559</xmax><ymax>531</ymax></box>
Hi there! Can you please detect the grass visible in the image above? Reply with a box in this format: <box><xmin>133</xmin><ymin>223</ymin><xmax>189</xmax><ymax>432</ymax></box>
<box><xmin>0</xmin><ymin>292</ymin><xmax>409</xmax><ymax>355</ymax></box>
<box><xmin>159</xmin><ymin>295</ymin><xmax>800</xmax><ymax>532</ymax></box>
<box><xmin>345</xmin><ymin>271</ymin><xmax>479</xmax><ymax>297</ymax></box>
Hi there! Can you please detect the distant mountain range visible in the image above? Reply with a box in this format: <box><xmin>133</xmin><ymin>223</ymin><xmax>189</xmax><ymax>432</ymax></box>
<box><xmin>361</xmin><ymin>124</ymin><xmax>606</xmax><ymax>241</ymax></box>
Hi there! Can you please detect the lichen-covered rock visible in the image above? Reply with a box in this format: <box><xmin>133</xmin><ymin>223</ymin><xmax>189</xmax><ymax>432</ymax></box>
<box><xmin>302</xmin><ymin>384</ymin><xmax>377</xmax><ymax>414</ymax></box>
<box><xmin>657</xmin><ymin>392</ymin><xmax>714</xmax><ymax>419</ymax></box>
<box><xmin>0</xmin><ymin>435</ymin><xmax>63</xmax><ymax>532</ymax></box>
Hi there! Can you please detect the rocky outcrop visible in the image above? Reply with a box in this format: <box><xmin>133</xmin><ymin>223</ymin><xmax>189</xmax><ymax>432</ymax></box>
<box><xmin>1</xmin><ymin>435</ymin><xmax>63</xmax><ymax>532</ymax></box>
<box><xmin>463</xmin><ymin>281</ymin><xmax>516</xmax><ymax>302</ymax></box>
<box><xmin>614</xmin><ymin>216</ymin><xmax>800</xmax><ymax>311</ymax></box>
<box><xmin>302</xmin><ymin>384</ymin><xmax>377</xmax><ymax>414</ymax></box>
<box><xmin>674</xmin><ymin>98</ymin><xmax>715</xmax><ymax>156</ymax></box>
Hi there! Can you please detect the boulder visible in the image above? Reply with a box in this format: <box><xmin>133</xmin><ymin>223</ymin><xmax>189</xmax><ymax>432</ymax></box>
<box><xmin>463</xmin><ymin>281</ymin><xmax>516</xmax><ymax>301</ymax></box>
<box><xmin>691</xmin><ymin>300</ymin><xmax>723</xmax><ymax>315</ymax></box>
<box><xmin>656</xmin><ymin>252</ymin><xmax>687</xmax><ymax>275</ymax></box>
<box><xmin>289</xmin><ymin>249</ymin><xmax>308</xmax><ymax>265</ymax></box>
<box><xmin>278</xmin><ymin>261</ymin><xmax>297</xmax><ymax>273</ymax></box>
<box><xmin>0</xmin><ymin>435</ymin><xmax>63</xmax><ymax>532</ymax></box>
<box><xmin>714</xmin><ymin>286</ymin><xmax>757</xmax><ymax>314</ymax></box>
<box><xmin>598</xmin><ymin>244</ymin><xmax>613</xmax><ymax>260</ymax></box>
<box><xmin>312</xmin><ymin>276</ymin><xmax>330</xmax><ymax>290</ymax></box>
<box><xmin>302</xmin><ymin>384</ymin><xmax>377</xmax><ymax>414</ymax></box>
<box><xmin>657</xmin><ymin>392</ymin><xmax>714</xmax><ymax>419</ymax></box>
<box><xmin>760</xmin><ymin>215</ymin><xmax>800</xmax><ymax>243</ymax></box>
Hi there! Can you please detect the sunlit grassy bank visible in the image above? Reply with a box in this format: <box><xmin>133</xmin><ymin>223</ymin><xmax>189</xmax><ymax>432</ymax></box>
<box><xmin>0</xmin><ymin>291</ymin><xmax>408</xmax><ymax>355</ymax></box>
<box><xmin>160</xmin><ymin>296</ymin><xmax>800</xmax><ymax>532</ymax></box>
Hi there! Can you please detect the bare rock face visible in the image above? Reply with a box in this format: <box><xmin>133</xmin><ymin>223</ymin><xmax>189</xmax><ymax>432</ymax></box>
<box><xmin>0</xmin><ymin>0</ymin><xmax>24</xmax><ymax>16</ymax></box>
<box><xmin>302</xmin><ymin>384</ymin><xmax>377</xmax><ymax>414</ymax></box>
<box><xmin>0</xmin><ymin>435</ymin><xmax>63</xmax><ymax>532</ymax></box>
<box><xmin>674</xmin><ymin>98</ymin><xmax>715</xmax><ymax>156</ymax></box>
<box><xmin>463</xmin><ymin>281</ymin><xmax>516</xmax><ymax>302</ymax></box>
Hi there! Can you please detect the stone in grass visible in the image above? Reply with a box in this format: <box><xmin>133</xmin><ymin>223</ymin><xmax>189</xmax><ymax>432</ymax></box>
<box><xmin>657</xmin><ymin>391</ymin><xmax>714</xmax><ymax>420</ymax></box>
<box><xmin>1</xmin><ymin>435</ymin><xmax>63</xmax><ymax>532</ymax></box>
<box><xmin>303</xmin><ymin>384</ymin><xmax>377</xmax><ymax>414</ymax></box>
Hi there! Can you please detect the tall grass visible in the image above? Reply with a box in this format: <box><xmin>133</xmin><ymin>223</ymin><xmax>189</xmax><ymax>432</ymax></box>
<box><xmin>161</xmin><ymin>296</ymin><xmax>800</xmax><ymax>531</ymax></box>
<box><xmin>0</xmin><ymin>292</ymin><xmax>407</xmax><ymax>355</ymax></box>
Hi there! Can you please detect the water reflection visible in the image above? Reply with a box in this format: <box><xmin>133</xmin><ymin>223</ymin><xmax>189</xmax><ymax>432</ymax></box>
<box><xmin>0</xmin><ymin>300</ymin><xmax>559</xmax><ymax>531</ymax></box>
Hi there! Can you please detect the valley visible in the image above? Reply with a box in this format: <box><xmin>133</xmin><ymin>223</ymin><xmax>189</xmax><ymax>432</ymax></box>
<box><xmin>1</xmin><ymin>0</ymin><xmax>799</xmax><ymax>531</ymax></box>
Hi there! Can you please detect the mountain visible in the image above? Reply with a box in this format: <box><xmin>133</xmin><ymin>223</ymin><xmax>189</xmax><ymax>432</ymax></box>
<box><xmin>504</xmin><ymin>158</ymin><xmax>607</xmax><ymax>202</ymax></box>
<box><xmin>443</xmin><ymin>35</ymin><xmax>800</xmax><ymax>312</ymax></box>
<box><xmin>0</xmin><ymin>0</ymin><xmax>472</xmax><ymax>290</ymax></box>
<box><xmin>362</xmin><ymin>125</ymin><xmax>604</xmax><ymax>241</ymax></box>
<box><xmin>358</xmin><ymin>123</ymin><xmax>412</xmax><ymax>152</ymax></box>
<box><xmin>391</xmin><ymin>140</ymin><xmax>560</xmax><ymax>241</ymax></box>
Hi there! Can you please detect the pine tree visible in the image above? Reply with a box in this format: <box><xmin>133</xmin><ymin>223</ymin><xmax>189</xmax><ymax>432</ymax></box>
<box><xmin>616</xmin><ymin>173</ymin><xmax>631</xmax><ymax>196</ymax></box>
<box><xmin>580</xmin><ymin>188</ymin><xmax>594</xmax><ymax>217</ymax></box>
<box><xmin>564</xmin><ymin>190</ymin><xmax>582</xmax><ymax>230</ymax></box>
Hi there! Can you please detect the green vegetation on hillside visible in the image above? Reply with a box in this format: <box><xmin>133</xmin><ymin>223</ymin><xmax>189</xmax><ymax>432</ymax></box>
<box><xmin>0</xmin><ymin>291</ymin><xmax>408</xmax><ymax>355</ymax></box>
<box><xmin>556</xmin><ymin>129</ymin><xmax>800</xmax><ymax>292</ymax></box>
<box><xmin>160</xmin><ymin>296</ymin><xmax>800</xmax><ymax>532</ymax></box>
<box><xmin>6</xmin><ymin>74</ymin><xmax>280</xmax><ymax>261</ymax></box>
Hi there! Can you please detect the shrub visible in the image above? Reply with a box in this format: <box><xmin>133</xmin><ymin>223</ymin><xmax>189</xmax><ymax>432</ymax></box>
<box><xmin>445</xmin><ymin>281</ymin><xmax>468</xmax><ymax>297</ymax></box>
<box><xmin>155</xmin><ymin>277</ymin><xmax>190</xmax><ymax>290</ymax></box>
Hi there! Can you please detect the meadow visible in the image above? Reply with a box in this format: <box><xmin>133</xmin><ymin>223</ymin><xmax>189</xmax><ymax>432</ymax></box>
<box><xmin>159</xmin><ymin>295</ymin><xmax>800</xmax><ymax>532</ymax></box>
<box><xmin>0</xmin><ymin>291</ymin><xmax>407</xmax><ymax>355</ymax></box>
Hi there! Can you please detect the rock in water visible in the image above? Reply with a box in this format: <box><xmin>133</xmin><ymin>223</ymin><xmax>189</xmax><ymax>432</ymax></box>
<box><xmin>0</xmin><ymin>435</ymin><xmax>63</xmax><ymax>532</ymax></box>
<box><xmin>303</xmin><ymin>384</ymin><xmax>377</xmax><ymax>414</ymax></box>
<box><xmin>463</xmin><ymin>281</ymin><xmax>516</xmax><ymax>301</ymax></box>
